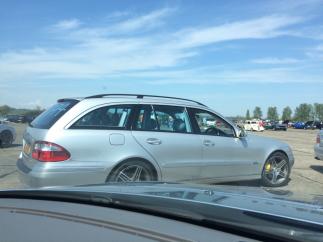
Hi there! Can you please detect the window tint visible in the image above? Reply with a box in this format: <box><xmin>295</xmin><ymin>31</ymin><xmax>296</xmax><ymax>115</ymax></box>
<box><xmin>71</xmin><ymin>105</ymin><xmax>132</xmax><ymax>129</ymax></box>
<box><xmin>134</xmin><ymin>105</ymin><xmax>158</xmax><ymax>131</ymax></box>
<box><xmin>30</xmin><ymin>100</ymin><xmax>78</xmax><ymax>129</ymax></box>
<box><xmin>192</xmin><ymin>109</ymin><xmax>235</xmax><ymax>137</ymax></box>
<box><xmin>134</xmin><ymin>105</ymin><xmax>192</xmax><ymax>133</ymax></box>
<box><xmin>153</xmin><ymin>105</ymin><xmax>192</xmax><ymax>133</ymax></box>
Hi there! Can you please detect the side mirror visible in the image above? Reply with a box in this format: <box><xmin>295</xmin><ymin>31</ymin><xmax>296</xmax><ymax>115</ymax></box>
<box><xmin>237</xmin><ymin>125</ymin><xmax>247</xmax><ymax>138</ymax></box>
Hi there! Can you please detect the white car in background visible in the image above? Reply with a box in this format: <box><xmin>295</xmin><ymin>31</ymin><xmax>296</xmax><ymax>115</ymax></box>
<box><xmin>315</xmin><ymin>130</ymin><xmax>323</xmax><ymax>160</ymax></box>
<box><xmin>244</xmin><ymin>119</ymin><xmax>265</xmax><ymax>132</ymax></box>
<box><xmin>0</xmin><ymin>121</ymin><xmax>16</xmax><ymax>148</ymax></box>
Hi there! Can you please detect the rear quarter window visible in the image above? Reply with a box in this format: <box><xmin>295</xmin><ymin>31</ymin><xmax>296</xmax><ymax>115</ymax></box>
<box><xmin>30</xmin><ymin>100</ymin><xmax>78</xmax><ymax>129</ymax></box>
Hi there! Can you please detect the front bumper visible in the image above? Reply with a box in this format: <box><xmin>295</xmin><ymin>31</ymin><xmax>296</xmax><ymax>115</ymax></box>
<box><xmin>16</xmin><ymin>158</ymin><xmax>109</xmax><ymax>188</ymax></box>
<box><xmin>314</xmin><ymin>144</ymin><xmax>323</xmax><ymax>160</ymax></box>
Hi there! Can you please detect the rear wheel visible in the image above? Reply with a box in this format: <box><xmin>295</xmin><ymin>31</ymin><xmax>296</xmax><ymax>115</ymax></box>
<box><xmin>261</xmin><ymin>152</ymin><xmax>290</xmax><ymax>187</ymax></box>
<box><xmin>107</xmin><ymin>160</ymin><xmax>156</xmax><ymax>182</ymax></box>
<box><xmin>0</xmin><ymin>130</ymin><xmax>13</xmax><ymax>148</ymax></box>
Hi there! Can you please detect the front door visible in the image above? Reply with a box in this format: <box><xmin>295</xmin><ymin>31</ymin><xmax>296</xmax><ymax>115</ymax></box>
<box><xmin>189</xmin><ymin>108</ymin><xmax>259</xmax><ymax>182</ymax></box>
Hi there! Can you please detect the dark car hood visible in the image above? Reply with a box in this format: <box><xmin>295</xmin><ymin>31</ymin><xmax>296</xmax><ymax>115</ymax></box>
<box><xmin>40</xmin><ymin>182</ymin><xmax>323</xmax><ymax>225</ymax></box>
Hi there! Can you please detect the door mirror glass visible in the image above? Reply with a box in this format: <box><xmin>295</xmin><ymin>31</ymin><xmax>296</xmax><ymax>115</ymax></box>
<box><xmin>237</xmin><ymin>125</ymin><xmax>247</xmax><ymax>138</ymax></box>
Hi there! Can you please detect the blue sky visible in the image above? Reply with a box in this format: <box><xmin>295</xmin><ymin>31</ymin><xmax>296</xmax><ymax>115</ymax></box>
<box><xmin>0</xmin><ymin>0</ymin><xmax>323</xmax><ymax>116</ymax></box>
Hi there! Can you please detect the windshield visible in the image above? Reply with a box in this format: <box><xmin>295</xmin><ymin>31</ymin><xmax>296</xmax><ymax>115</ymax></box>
<box><xmin>1</xmin><ymin>1</ymin><xmax>323</xmax><ymax>240</ymax></box>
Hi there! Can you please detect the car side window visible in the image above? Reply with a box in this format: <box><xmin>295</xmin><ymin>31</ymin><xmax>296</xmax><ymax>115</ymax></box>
<box><xmin>133</xmin><ymin>105</ymin><xmax>158</xmax><ymax>131</ymax></box>
<box><xmin>133</xmin><ymin>105</ymin><xmax>192</xmax><ymax>133</ymax></box>
<box><xmin>153</xmin><ymin>105</ymin><xmax>192</xmax><ymax>133</ymax></box>
<box><xmin>192</xmin><ymin>109</ymin><xmax>235</xmax><ymax>137</ymax></box>
<box><xmin>71</xmin><ymin>105</ymin><xmax>133</xmax><ymax>129</ymax></box>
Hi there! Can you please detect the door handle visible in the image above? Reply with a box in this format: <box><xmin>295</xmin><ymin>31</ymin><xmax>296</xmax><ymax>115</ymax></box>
<box><xmin>146</xmin><ymin>138</ymin><xmax>162</xmax><ymax>145</ymax></box>
<box><xmin>203</xmin><ymin>140</ymin><xmax>215</xmax><ymax>146</ymax></box>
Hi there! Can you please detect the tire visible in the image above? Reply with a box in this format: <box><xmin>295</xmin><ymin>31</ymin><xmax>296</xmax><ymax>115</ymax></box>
<box><xmin>107</xmin><ymin>160</ymin><xmax>156</xmax><ymax>182</ymax></box>
<box><xmin>0</xmin><ymin>130</ymin><xmax>13</xmax><ymax>148</ymax></box>
<box><xmin>261</xmin><ymin>151</ymin><xmax>290</xmax><ymax>187</ymax></box>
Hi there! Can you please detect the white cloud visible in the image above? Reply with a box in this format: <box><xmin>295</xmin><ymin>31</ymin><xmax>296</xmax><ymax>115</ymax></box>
<box><xmin>305</xmin><ymin>44</ymin><xmax>323</xmax><ymax>60</ymax></box>
<box><xmin>53</xmin><ymin>19</ymin><xmax>81</xmax><ymax>30</ymax></box>
<box><xmin>140</xmin><ymin>66</ymin><xmax>323</xmax><ymax>85</ymax></box>
<box><xmin>174</xmin><ymin>15</ymin><xmax>303</xmax><ymax>48</ymax></box>
<box><xmin>251</xmin><ymin>57</ymin><xmax>301</xmax><ymax>64</ymax></box>
<box><xmin>0</xmin><ymin>9</ymin><xmax>314</xmax><ymax>86</ymax></box>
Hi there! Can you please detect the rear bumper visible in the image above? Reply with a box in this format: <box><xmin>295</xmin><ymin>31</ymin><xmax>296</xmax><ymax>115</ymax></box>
<box><xmin>314</xmin><ymin>144</ymin><xmax>323</xmax><ymax>160</ymax></box>
<box><xmin>16</xmin><ymin>158</ymin><xmax>109</xmax><ymax>188</ymax></box>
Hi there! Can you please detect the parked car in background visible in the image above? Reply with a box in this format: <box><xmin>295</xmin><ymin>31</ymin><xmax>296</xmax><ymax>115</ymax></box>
<box><xmin>304</xmin><ymin>121</ymin><xmax>315</xmax><ymax>130</ymax></box>
<box><xmin>25</xmin><ymin>115</ymin><xmax>36</xmax><ymax>124</ymax></box>
<box><xmin>264</xmin><ymin>121</ymin><xmax>274</xmax><ymax>130</ymax></box>
<box><xmin>244</xmin><ymin>119</ymin><xmax>264</xmax><ymax>132</ymax></box>
<box><xmin>5</xmin><ymin>114</ymin><xmax>27</xmax><ymax>123</ymax></box>
<box><xmin>293</xmin><ymin>121</ymin><xmax>305</xmax><ymax>129</ymax></box>
<box><xmin>273</xmin><ymin>121</ymin><xmax>287</xmax><ymax>131</ymax></box>
<box><xmin>17</xmin><ymin>94</ymin><xmax>294</xmax><ymax>188</ymax></box>
<box><xmin>315</xmin><ymin>130</ymin><xmax>323</xmax><ymax>160</ymax></box>
<box><xmin>305</xmin><ymin>121</ymin><xmax>322</xmax><ymax>130</ymax></box>
<box><xmin>0</xmin><ymin>121</ymin><xmax>16</xmax><ymax>148</ymax></box>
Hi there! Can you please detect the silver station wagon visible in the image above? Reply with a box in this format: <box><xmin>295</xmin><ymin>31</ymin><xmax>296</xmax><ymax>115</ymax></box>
<box><xmin>17</xmin><ymin>94</ymin><xmax>294</xmax><ymax>187</ymax></box>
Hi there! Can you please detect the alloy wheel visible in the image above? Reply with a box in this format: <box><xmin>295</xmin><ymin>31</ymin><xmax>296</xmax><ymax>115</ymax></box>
<box><xmin>116</xmin><ymin>165</ymin><xmax>152</xmax><ymax>182</ymax></box>
<box><xmin>263</xmin><ymin>154</ymin><xmax>289</xmax><ymax>185</ymax></box>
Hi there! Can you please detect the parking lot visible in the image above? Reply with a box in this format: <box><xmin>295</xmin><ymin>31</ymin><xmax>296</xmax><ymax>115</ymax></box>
<box><xmin>0</xmin><ymin>123</ymin><xmax>322</xmax><ymax>199</ymax></box>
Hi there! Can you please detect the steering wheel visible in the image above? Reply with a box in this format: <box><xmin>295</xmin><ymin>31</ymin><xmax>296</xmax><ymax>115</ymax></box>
<box><xmin>205</xmin><ymin>127</ymin><xmax>227</xmax><ymax>136</ymax></box>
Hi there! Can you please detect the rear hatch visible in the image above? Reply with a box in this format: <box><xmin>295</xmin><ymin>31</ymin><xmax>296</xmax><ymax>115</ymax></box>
<box><xmin>21</xmin><ymin>99</ymin><xmax>79</xmax><ymax>169</ymax></box>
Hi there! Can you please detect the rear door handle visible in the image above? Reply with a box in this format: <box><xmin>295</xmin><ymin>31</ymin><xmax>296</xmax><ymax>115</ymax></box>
<box><xmin>146</xmin><ymin>138</ymin><xmax>162</xmax><ymax>145</ymax></box>
<box><xmin>203</xmin><ymin>140</ymin><xmax>215</xmax><ymax>146</ymax></box>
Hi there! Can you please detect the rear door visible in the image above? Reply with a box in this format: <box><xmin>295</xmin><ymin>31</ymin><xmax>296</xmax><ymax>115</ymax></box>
<box><xmin>131</xmin><ymin>105</ymin><xmax>202</xmax><ymax>182</ymax></box>
<box><xmin>188</xmin><ymin>108</ymin><xmax>259</xmax><ymax>181</ymax></box>
<box><xmin>63</xmin><ymin>104</ymin><xmax>138</xmax><ymax>167</ymax></box>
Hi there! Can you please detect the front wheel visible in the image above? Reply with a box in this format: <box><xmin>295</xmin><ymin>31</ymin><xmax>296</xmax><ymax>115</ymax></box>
<box><xmin>261</xmin><ymin>152</ymin><xmax>290</xmax><ymax>187</ymax></box>
<box><xmin>107</xmin><ymin>160</ymin><xmax>156</xmax><ymax>182</ymax></box>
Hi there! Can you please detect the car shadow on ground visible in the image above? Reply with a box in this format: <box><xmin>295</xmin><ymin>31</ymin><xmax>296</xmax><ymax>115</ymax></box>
<box><xmin>218</xmin><ymin>178</ymin><xmax>292</xmax><ymax>188</ymax></box>
<box><xmin>310</xmin><ymin>165</ymin><xmax>323</xmax><ymax>174</ymax></box>
<box><xmin>217</xmin><ymin>180</ymin><xmax>261</xmax><ymax>187</ymax></box>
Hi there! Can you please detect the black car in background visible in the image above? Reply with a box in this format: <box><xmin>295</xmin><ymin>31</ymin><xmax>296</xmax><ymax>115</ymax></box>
<box><xmin>305</xmin><ymin>121</ymin><xmax>322</xmax><ymax>130</ymax></box>
<box><xmin>5</xmin><ymin>115</ymin><xmax>27</xmax><ymax>123</ymax></box>
<box><xmin>5</xmin><ymin>114</ymin><xmax>37</xmax><ymax>124</ymax></box>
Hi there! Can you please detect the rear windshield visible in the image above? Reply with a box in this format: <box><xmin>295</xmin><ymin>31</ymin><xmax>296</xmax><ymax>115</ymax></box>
<box><xmin>30</xmin><ymin>100</ymin><xmax>78</xmax><ymax>129</ymax></box>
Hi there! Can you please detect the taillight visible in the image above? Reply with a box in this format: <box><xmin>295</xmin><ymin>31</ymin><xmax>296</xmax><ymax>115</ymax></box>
<box><xmin>32</xmin><ymin>141</ymin><xmax>70</xmax><ymax>162</ymax></box>
<box><xmin>317</xmin><ymin>134</ymin><xmax>320</xmax><ymax>144</ymax></box>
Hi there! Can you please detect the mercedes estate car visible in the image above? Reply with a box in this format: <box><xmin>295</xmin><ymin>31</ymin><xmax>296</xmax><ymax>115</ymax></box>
<box><xmin>17</xmin><ymin>94</ymin><xmax>294</xmax><ymax>188</ymax></box>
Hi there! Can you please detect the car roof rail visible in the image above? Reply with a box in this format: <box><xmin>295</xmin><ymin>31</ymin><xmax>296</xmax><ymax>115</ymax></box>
<box><xmin>84</xmin><ymin>94</ymin><xmax>207</xmax><ymax>107</ymax></box>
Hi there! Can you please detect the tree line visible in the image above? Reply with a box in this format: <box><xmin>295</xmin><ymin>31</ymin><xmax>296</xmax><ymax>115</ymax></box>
<box><xmin>245</xmin><ymin>103</ymin><xmax>323</xmax><ymax>121</ymax></box>
<box><xmin>0</xmin><ymin>105</ymin><xmax>44</xmax><ymax>117</ymax></box>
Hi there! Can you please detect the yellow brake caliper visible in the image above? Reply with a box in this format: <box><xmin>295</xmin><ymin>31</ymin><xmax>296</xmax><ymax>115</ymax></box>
<box><xmin>265</xmin><ymin>163</ymin><xmax>271</xmax><ymax>172</ymax></box>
